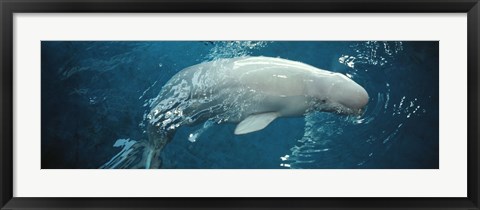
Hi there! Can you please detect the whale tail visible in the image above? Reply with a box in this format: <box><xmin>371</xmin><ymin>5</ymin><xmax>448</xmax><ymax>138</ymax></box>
<box><xmin>100</xmin><ymin>122</ymin><xmax>173</xmax><ymax>169</ymax></box>
<box><xmin>144</xmin><ymin>146</ymin><xmax>162</xmax><ymax>169</ymax></box>
<box><xmin>100</xmin><ymin>139</ymin><xmax>164</xmax><ymax>169</ymax></box>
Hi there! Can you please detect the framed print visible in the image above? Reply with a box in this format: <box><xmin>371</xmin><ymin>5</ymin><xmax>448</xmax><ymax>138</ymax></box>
<box><xmin>1</xmin><ymin>0</ymin><xmax>479</xmax><ymax>209</ymax></box>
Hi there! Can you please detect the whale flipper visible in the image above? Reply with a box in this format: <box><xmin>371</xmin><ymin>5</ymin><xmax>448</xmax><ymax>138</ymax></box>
<box><xmin>234</xmin><ymin>112</ymin><xmax>279</xmax><ymax>135</ymax></box>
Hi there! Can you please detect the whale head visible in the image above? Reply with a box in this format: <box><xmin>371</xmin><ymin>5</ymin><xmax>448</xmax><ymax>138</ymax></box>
<box><xmin>308</xmin><ymin>72</ymin><xmax>369</xmax><ymax>115</ymax></box>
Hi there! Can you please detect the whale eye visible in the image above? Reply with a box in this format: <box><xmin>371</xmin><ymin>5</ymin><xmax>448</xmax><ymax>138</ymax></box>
<box><xmin>321</xmin><ymin>99</ymin><xmax>327</xmax><ymax>103</ymax></box>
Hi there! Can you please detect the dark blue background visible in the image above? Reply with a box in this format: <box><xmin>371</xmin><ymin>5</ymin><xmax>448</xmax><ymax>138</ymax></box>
<box><xmin>41</xmin><ymin>41</ymin><xmax>439</xmax><ymax>169</ymax></box>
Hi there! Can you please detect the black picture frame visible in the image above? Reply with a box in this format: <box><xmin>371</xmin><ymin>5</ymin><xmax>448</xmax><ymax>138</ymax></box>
<box><xmin>1</xmin><ymin>0</ymin><xmax>479</xmax><ymax>209</ymax></box>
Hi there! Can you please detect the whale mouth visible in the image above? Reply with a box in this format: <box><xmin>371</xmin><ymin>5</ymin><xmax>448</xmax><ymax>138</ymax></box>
<box><xmin>310</xmin><ymin>101</ymin><xmax>365</xmax><ymax>116</ymax></box>
<box><xmin>328</xmin><ymin>101</ymin><xmax>368</xmax><ymax>116</ymax></box>
<box><xmin>352</xmin><ymin>107</ymin><xmax>367</xmax><ymax>116</ymax></box>
<box><xmin>337</xmin><ymin>107</ymin><xmax>365</xmax><ymax>116</ymax></box>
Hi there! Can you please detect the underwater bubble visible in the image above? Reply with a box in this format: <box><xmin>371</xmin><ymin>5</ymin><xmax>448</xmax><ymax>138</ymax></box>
<box><xmin>280</xmin><ymin>155</ymin><xmax>290</xmax><ymax>161</ymax></box>
<box><xmin>188</xmin><ymin>133</ymin><xmax>199</xmax><ymax>143</ymax></box>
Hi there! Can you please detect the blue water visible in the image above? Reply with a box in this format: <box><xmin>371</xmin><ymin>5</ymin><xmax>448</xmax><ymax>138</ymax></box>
<box><xmin>41</xmin><ymin>41</ymin><xmax>439</xmax><ymax>169</ymax></box>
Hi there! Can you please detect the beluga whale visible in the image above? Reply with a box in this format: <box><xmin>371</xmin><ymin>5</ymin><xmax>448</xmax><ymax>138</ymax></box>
<box><xmin>102</xmin><ymin>56</ymin><xmax>369</xmax><ymax>169</ymax></box>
